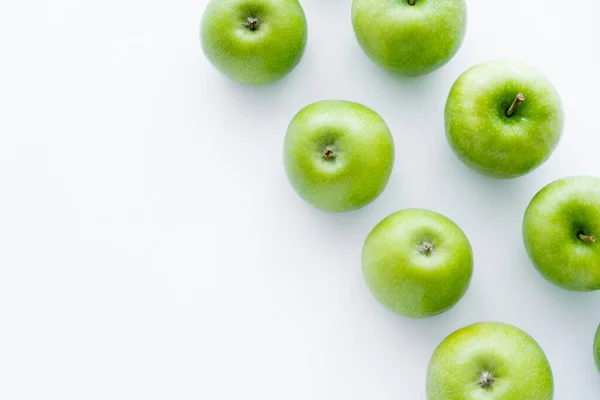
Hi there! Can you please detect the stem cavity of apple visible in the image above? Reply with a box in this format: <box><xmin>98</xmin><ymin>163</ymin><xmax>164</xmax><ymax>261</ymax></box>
<box><xmin>323</xmin><ymin>148</ymin><xmax>335</xmax><ymax>160</ymax></box>
<box><xmin>505</xmin><ymin>93</ymin><xmax>526</xmax><ymax>117</ymax></box>
<box><xmin>578</xmin><ymin>232</ymin><xmax>596</xmax><ymax>243</ymax></box>
<box><xmin>478</xmin><ymin>371</ymin><xmax>494</xmax><ymax>389</ymax></box>
<box><xmin>246</xmin><ymin>17</ymin><xmax>259</xmax><ymax>31</ymax></box>
<box><xmin>407</xmin><ymin>0</ymin><xmax>416</xmax><ymax>5</ymax></box>
<box><xmin>419</xmin><ymin>241</ymin><xmax>434</xmax><ymax>255</ymax></box>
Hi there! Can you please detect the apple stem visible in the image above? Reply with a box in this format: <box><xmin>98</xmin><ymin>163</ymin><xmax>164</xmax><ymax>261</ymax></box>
<box><xmin>246</xmin><ymin>17</ymin><xmax>259</xmax><ymax>31</ymax></box>
<box><xmin>323</xmin><ymin>149</ymin><xmax>335</xmax><ymax>160</ymax></box>
<box><xmin>505</xmin><ymin>93</ymin><xmax>526</xmax><ymax>117</ymax></box>
<box><xmin>478</xmin><ymin>371</ymin><xmax>494</xmax><ymax>389</ymax></box>
<box><xmin>578</xmin><ymin>233</ymin><xmax>596</xmax><ymax>243</ymax></box>
<box><xmin>407</xmin><ymin>0</ymin><xmax>416</xmax><ymax>5</ymax></box>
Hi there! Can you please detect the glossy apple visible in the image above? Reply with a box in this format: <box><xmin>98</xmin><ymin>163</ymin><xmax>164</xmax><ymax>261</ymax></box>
<box><xmin>362</xmin><ymin>208</ymin><xmax>473</xmax><ymax>318</ymax></box>
<box><xmin>427</xmin><ymin>322</ymin><xmax>554</xmax><ymax>400</ymax></box>
<box><xmin>201</xmin><ymin>0</ymin><xmax>307</xmax><ymax>85</ymax></box>
<box><xmin>351</xmin><ymin>0</ymin><xmax>467</xmax><ymax>77</ymax></box>
<box><xmin>523</xmin><ymin>176</ymin><xmax>600</xmax><ymax>291</ymax></box>
<box><xmin>445</xmin><ymin>60</ymin><xmax>564</xmax><ymax>178</ymax></box>
<box><xmin>283</xmin><ymin>100</ymin><xmax>394</xmax><ymax>212</ymax></box>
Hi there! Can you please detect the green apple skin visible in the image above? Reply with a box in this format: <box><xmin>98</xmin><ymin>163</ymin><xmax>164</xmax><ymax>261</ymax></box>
<box><xmin>362</xmin><ymin>208</ymin><xmax>473</xmax><ymax>318</ymax></box>
<box><xmin>283</xmin><ymin>100</ymin><xmax>394</xmax><ymax>213</ymax></box>
<box><xmin>523</xmin><ymin>176</ymin><xmax>600</xmax><ymax>291</ymax></box>
<box><xmin>445</xmin><ymin>60</ymin><xmax>564</xmax><ymax>178</ymax></box>
<box><xmin>351</xmin><ymin>0</ymin><xmax>467</xmax><ymax>77</ymax></box>
<box><xmin>427</xmin><ymin>322</ymin><xmax>553</xmax><ymax>400</ymax></box>
<box><xmin>594</xmin><ymin>323</ymin><xmax>600</xmax><ymax>372</ymax></box>
<box><xmin>200</xmin><ymin>0</ymin><xmax>307</xmax><ymax>85</ymax></box>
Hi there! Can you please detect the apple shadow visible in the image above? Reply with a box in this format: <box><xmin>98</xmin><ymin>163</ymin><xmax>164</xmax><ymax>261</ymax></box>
<box><xmin>342</xmin><ymin>37</ymin><xmax>461</xmax><ymax>108</ymax></box>
<box><xmin>200</xmin><ymin>58</ymin><xmax>319</xmax><ymax>136</ymax></box>
<box><xmin>353</xmin><ymin>280</ymin><xmax>476</xmax><ymax>356</ymax></box>
<box><xmin>217</xmin><ymin>74</ymin><xmax>301</xmax><ymax>110</ymax></box>
<box><xmin>357</xmin><ymin>61</ymin><xmax>449</xmax><ymax>114</ymax></box>
<box><xmin>513</xmin><ymin>245</ymin><xmax>600</xmax><ymax>316</ymax></box>
<box><xmin>435</xmin><ymin>140</ymin><xmax>541</xmax><ymax>210</ymax></box>
<box><xmin>286</xmin><ymin>191</ymin><xmax>389</xmax><ymax>238</ymax></box>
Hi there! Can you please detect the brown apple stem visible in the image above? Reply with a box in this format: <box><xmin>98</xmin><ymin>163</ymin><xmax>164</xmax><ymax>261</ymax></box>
<box><xmin>505</xmin><ymin>93</ymin><xmax>525</xmax><ymax>117</ymax></box>
<box><xmin>246</xmin><ymin>17</ymin><xmax>259</xmax><ymax>31</ymax></box>
<box><xmin>578</xmin><ymin>233</ymin><xmax>596</xmax><ymax>243</ymax></box>
<box><xmin>407</xmin><ymin>0</ymin><xmax>416</xmax><ymax>5</ymax></box>
<box><xmin>323</xmin><ymin>149</ymin><xmax>335</xmax><ymax>160</ymax></box>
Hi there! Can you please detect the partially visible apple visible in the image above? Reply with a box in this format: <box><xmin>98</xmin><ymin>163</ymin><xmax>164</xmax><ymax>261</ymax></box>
<box><xmin>201</xmin><ymin>0</ymin><xmax>307</xmax><ymax>85</ymax></box>
<box><xmin>523</xmin><ymin>176</ymin><xmax>600</xmax><ymax>291</ymax></box>
<box><xmin>427</xmin><ymin>322</ymin><xmax>554</xmax><ymax>400</ymax></box>
<box><xmin>283</xmin><ymin>100</ymin><xmax>394</xmax><ymax>212</ymax></box>
<box><xmin>351</xmin><ymin>0</ymin><xmax>467</xmax><ymax>77</ymax></box>
<box><xmin>362</xmin><ymin>208</ymin><xmax>473</xmax><ymax>318</ymax></box>
<box><xmin>594</xmin><ymin>323</ymin><xmax>600</xmax><ymax>372</ymax></box>
<box><xmin>445</xmin><ymin>60</ymin><xmax>564</xmax><ymax>178</ymax></box>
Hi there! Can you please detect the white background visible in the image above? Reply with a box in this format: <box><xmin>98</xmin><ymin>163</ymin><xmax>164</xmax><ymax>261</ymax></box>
<box><xmin>0</xmin><ymin>0</ymin><xmax>598</xmax><ymax>398</ymax></box>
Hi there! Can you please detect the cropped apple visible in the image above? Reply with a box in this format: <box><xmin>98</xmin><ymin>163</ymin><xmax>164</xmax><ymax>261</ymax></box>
<box><xmin>283</xmin><ymin>100</ymin><xmax>394</xmax><ymax>212</ymax></box>
<box><xmin>200</xmin><ymin>0</ymin><xmax>307</xmax><ymax>85</ymax></box>
<box><xmin>523</xmin><ymin>176</ymin><xmax>600</xmax><ymax>291</ymax></box>
<box><xmin>427</xmin><ymin>322</ymin><xmax>554</xmax><ymax>400</ymax></box>
<box><xmin>351</xmin><ymin>0</ymin><xmax>467</xmax><ymax>77</ymax></box>
<box><xmin>594</xmin><ymin>323</ymin><xmax>600</xmax><ymax>372</ymax></box>
<box><xmin>361</xmin><ymin>208</ymin><xmax>473</xmax><ymax>318</ymax></box>
<box><xmin>445</xmin><ymin>60</ymin><xmax>564</xmax><ymax>178</ymax></box>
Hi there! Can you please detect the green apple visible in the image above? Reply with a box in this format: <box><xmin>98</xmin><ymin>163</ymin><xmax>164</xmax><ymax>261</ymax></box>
<box><xmin>427</xmin><ymin>322</ymin><xmax>554</xmax><ymax>400</ymax></box>
<box><xmin>361</xmin><ymin>208</ymin><xmax>473</xmax><ymax>318</ymax></box>
<box><xmin>523</xmin><ymin>176</ymin><xmax>600</xmax><ymax>291</ymax></box>
<box><xmin>351</xmin><ymin>0</ymin><xmax>467</xmax><ymax>77</ymax></box>
<box><xmin>283</xmin><ymin>100</ymin><xmax>394</xmax><ymax>212</ymax></box>
<box><xmin>445</xmin><ymin>60</ymin><xmax>564</xmax><ymax>178</ymax></box>
<box><xmin>594</xmin><ymin>323</ymin><xmax>600</xmax><ymax>372</ymax></box>
<box><xmin>200</xmin><ymin>0</ymin><xmax>307</xmax><ymax>85</ymax></box>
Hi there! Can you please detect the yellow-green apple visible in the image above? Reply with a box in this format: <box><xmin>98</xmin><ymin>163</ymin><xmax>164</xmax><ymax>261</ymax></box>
<box><xmin>523</xmin><ymin>176</ymin><xmax>600</xmax><ymax>291</ymax></box>
<box><xmin>445</xmin><ymin>60</ymin><xmax>564</xmax><ymax>178</ymax></box>
<box><xmin>362</xmin><ymin>208</ymin><xmax>473</xmax><ymax>318</ymax></box>
<box><xmin>427</xmin><ymin>322</ymin><xmax>554</xmax><ymax>400</ymax></box>
<box><xmin>201</xmin><ymin>0</ymin><xmax>307</xmax><ymax>85</ymax></box>
<box><xmin>351</xmin><ymin>0</ymin><xmax>467</xmax><ymax>77</ymax></box>
<box><xmin>283</xmin><ymin>100</ymin><xmax>394</xmax><ymax>212</ymax></box>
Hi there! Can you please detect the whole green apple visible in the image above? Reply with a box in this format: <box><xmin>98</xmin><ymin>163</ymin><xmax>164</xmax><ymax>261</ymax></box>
<box><xmin>523</xmin><ymin>176</ymin><xmax>600</xmax><ymax>291</ymax></box>
<box><xmin>445</xmin><ymin>60</ymin><xmax>564</xmax><ymax>178</ymax></box>
<box><xmin>283</xmin><ymin>100</ymin><xmax>394</xmax><ymax>212</ymax></box>
<box><xmin>200</xmin><ymin>0</ymin><xmax>307</xmax><ymax>85</ymax></box>
<box><xmin>362</xmin><ymin>208</ymin><xmax>473</xmax><ymax>318</ymax></box>
<box><xmin>427</xmin><ymin>322</ymin><xmax>554</xmax><ymax>400</ymax></box>
<box><xmin>594</xmin><ymin>323</ymin><xmax>600</xmax><ymax>372</ymax></box>
<box><xmin>351</xmin><ymin>0</ymin><xmax>467</xmax><ymax>77</ymax></box>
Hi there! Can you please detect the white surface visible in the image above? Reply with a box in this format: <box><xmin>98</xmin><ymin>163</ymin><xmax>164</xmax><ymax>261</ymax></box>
<box><xmin>1</xmin><ymin>0</ymin><xmax>598</xmax><ymax>398</ymax></box>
